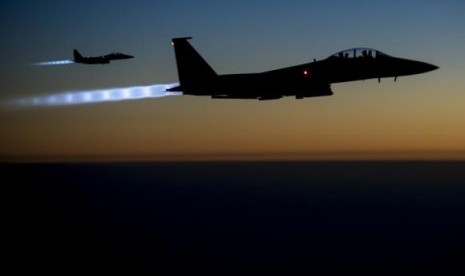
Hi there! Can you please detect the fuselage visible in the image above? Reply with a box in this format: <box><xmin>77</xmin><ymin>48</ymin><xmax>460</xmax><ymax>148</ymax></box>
<box><xmin>210</xmin><ymin>48</ymin><xmax>437</xmax><ymax>97</ymax></box>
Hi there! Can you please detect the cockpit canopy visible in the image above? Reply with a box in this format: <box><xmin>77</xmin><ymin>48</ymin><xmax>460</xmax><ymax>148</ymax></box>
<box><xmin>330</xmin><ymin>48</ymin><xmax>390</xmax><ymax>59</ymax></box>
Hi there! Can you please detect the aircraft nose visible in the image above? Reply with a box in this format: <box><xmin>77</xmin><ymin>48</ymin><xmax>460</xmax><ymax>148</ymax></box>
<box><xmin>398</xmin><ymin>59</ymin><xmax>439</xmax><ymax>76</ymax></box>
<box><xmin>421</xmin><ymin>62</ymin><xmax>439</xmax><ymax>73</ymax></box>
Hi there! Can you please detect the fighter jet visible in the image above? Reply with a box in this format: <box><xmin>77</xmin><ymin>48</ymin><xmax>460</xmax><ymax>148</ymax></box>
<box><xmin>73</xmin><ymin>49</ymin><xmax>134</xmax><ymax>64</ymax></box>
<box><xmin>168</xmin><ymin>37</ymin><xmax>438</xmax><ymax>100</ymax></box>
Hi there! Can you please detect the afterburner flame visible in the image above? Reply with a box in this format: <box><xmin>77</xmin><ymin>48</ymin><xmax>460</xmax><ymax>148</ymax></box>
<box><xmin>34</xmin><ymin>60</ymin><xmax>75</xmax><ymax>66</ymax></box>
<box><xmin>4</xmin><ymin>83</ymin><xmax>181</xmax><ymax>108</ymax></box>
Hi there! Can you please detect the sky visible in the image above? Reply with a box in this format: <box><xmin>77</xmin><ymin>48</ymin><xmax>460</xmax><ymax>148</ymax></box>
<box><xmin>1</xmin><ymin>0</ymin><xmax>465</xmax><ymax>161</ymax></box>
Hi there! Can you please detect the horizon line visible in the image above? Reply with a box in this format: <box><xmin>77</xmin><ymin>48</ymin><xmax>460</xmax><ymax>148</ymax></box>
<box><xmin>2</xmin><ymin>149</ymin><xmax>465</xmax><ymax>163</ymax></box>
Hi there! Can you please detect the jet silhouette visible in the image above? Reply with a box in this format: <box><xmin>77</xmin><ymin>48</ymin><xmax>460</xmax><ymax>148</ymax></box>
<box><xmin>73</xmin><ymin>49</ymin><xmax>134</xmax><ymax>64</ymax></box>
<box><xmin>168</xmin><ymin>37</ymin><xmax>438</xmax><ymax>100</ymax></box>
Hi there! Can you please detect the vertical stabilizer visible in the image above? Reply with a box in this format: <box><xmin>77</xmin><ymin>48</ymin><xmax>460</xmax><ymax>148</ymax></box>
<box><xmin>73</xmin><ymin>49</ymin><xmax>83</xmax><ymax>62</ymax></box>
<box><xmin>170</xmin><ymin>37</ymin><xmax>217</xmax><ymax>93</ymax></box>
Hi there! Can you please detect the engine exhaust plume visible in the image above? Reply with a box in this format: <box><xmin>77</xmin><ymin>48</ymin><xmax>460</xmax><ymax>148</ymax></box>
<box><xmin>34</xmin><ymin>60</ymin><xmax>75</xmax><ymax>66</ymax></box>
<box><xmin>2</xmin><ymin>83</ymin><xmax>181</xmax><ymax>108</ymax></box>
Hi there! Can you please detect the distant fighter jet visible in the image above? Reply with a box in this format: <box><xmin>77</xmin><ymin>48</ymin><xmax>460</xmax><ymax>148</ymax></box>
<box><xmin>168</xmin><ymin>37</ymin><xmax>438</xmax><ymax>100</ymax></box>
<box><xmin>73</xmin><ymin>49</ymin><xmax>134</xmax><ymax>64</ymax></box>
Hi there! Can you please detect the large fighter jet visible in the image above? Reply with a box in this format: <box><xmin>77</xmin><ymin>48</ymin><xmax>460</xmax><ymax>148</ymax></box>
<box><xmin>73</xmin><ymin>49</ymin><xmax>134</xmax><ymax>64</ymax></box>
<box><xmin>168</xmin><ymin>37</ymin><xmax>438</xmax><ymax>100</ymax></box>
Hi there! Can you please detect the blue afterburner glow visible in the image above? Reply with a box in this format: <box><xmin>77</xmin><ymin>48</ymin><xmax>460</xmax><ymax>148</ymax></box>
<box><xmin>7</xmin><ymin>83</ymin><xmax>181</xmax><ymax>107</ymax></box>
<box><xmin>34</xmin><ymin>60</ymin><xmax>75</xmax><ymax>66</ymax></box>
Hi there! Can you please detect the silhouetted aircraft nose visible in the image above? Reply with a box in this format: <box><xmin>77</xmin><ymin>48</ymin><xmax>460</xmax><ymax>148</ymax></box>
<box><xmin>396</xmin><ymin>59</ymin><xmax>439</xmax><ymax>76</ymax></box>
<box><xmin>420</xmin><ymin>62</ymin><xmax>439</xmax><ymax>73</ymax></box>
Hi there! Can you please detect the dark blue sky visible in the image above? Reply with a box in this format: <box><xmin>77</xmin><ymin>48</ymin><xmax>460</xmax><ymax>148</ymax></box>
<box><xmin>1</xmin><ymin>0</ymin><xmax>465</xmax><ymax>160</ymax></box>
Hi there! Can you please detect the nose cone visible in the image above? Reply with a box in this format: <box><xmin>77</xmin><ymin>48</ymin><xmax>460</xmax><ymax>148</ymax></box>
<box><xmin>421</xmin><ymin>62</ymin><xmax>439</xmax><ymax>73</ymax></box>
<box><xmin>401</xmin><ymin>59</ymin><xmax>439</xmax><ymax>75</ymax></box>
<box><xmin>125</xmin><ymin>54</ymin><xmax>134</xmax><ymax>59</ymax></box>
